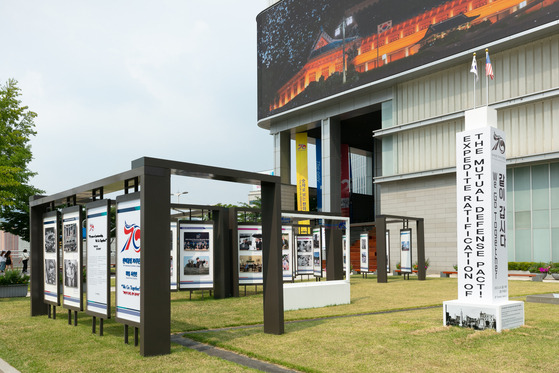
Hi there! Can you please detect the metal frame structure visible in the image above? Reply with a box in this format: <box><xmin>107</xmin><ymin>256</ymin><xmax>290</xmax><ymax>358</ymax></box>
<box><xmin>375</xmin><ymin>215</ymin><xmax>425</xmax><ymax>283</ymax></box>
<box><xmin>29</xmin><ymin>157</ymin><xmax>284</xmax><ymax>356</ymax></box>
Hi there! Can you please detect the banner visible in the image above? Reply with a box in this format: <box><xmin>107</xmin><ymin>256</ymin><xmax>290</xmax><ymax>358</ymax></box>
<box><xmin>296</xmin><ymin>235</ymin><xmax>313</xmax><ymax>275</ymax></box>
<box><xmin>296</xmin><ymin>132</ymin><xmax>310</xmax><ymax>233</ymax></box>
<box><xmin>170</xmin><ymin>222</ymin><xmax>178</xmax><ymax>290</ymax></box>
<box><xmin>86</xmin><ymin>199</ymin><xmax>110</xmax><ymax>319</ymax></box>
<box><xmin>316</xmin><ymin>141</ymin><xmax>322</xmax><ymax>211</ymax></box>
<box><xmin>239</xmin><ymin>225</ymin><xmax>264</xmax><ymax>284</ymax></box>
<box><xmin>341</xmin><ymin>144</ymin><xmax>350</xmax><ymax>217</ymax></box>
<box><xmin>313</xmin><ymin>228</ymin><xmax>322</xmax><ymax>277</ymax></box>
<box><xmin>116</xmin><ymin>194</ymin><xmax>141</xmax><ymax>326</ymax></box>
<box><xmin>282</xmin><ymin>227</ymin><xmax>293</xmax><ymax>281</ymax></box>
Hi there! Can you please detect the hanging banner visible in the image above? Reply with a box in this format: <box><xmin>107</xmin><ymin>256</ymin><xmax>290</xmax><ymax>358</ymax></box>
<box><xmin>316</xmin><ymin>140</ymin><xmax>322</xmax><ymax>211</ymax></box>
<box><xmin>179</xmin><ymin>223</ymin><xmax>213</xmax><ymax>289</ymax></box>
<box><xmin>170</xmin><ymin>222</ymin><xmax>178</xmax><ymax>291</ymax></box>
<box><xmin>86</xmin><ymin>199</ymin><xmax>111</xmax><ymax>319</ymax></box>
<box><xmin>238</xmin><ymin>225</ymin><xmax>263</xmax><ymax>284</ymax></box>
<box><xmin>43</xmin><ymin>211</ymin><xmax>60</xmax><ymax>306</ymax></box>
<box><xmin>282</xmin><ymin>227</ymin><xmax>293</xmax><ymax>281</ymax></box>
<box><xmin>115</xmin><ymin>193</ymin><xmax>141</xmax><ymax>326</ymax></box>
<box><xmin>360</xmin><ymin>233</ymin><xmax>369</xmax><ymax>273</ymax></box>
<box><xmin>400</xmin><ymin>229</ymin><xmax>412</xmax><ymax>273</ymax></box>
<box><xmin>296</xmin><ymin>132</ymin><xmax>310</xmax><ymax>233</ymax></box>
<box><xmin>341</xmin><ymin>144</ymin><xmax>350</xmax><ymax>217</ymax></box>
<box><xmin>312</xmin><ymin>228</ymin><xmax>322</xmax><ymax>277</ymax></box>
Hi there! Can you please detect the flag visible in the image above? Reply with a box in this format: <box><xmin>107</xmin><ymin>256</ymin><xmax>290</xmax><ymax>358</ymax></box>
<box><xmin>470</xmin><ymin>53</ymin><xmax>478</xmax><ymax>81</ymax></box>
<box><xmin>486</xmin><ymin>50</ymin><xmax>494</xmax><ymax>80</ymax></box>
<box><xmin>377</xmin><ymin>20</ymin><xmax>392</xmax><ymax>34</ymax></box>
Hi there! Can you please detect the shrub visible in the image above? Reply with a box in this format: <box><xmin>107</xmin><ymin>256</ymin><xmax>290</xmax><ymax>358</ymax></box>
<box><xmin>0</xmin><ymin>270</ymin><xmax>30</xmax><ymax>285</ymax></box>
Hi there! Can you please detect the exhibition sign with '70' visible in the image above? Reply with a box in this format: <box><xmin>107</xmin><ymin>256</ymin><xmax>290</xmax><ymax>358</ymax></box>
<box><xmin>116</xmin><ymin>193</ymin><xmax>141</xmax><ymax>327</ymax></box>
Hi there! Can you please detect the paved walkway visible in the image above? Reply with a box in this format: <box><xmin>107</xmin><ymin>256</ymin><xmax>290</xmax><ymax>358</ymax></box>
<box><xmin>0</xmin><ymin>357</ymin><xmax>20</xmax><ymax>373</ymax></box>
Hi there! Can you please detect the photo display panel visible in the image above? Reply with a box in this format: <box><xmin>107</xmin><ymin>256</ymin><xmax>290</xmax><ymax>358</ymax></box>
<box><xmin>281</xmin><ymin>227</ymin><xmax>293</xmax><ymax>281</ymax></box>
<box><xmin>62</xmin><ymin>206</ymin><xmax>83</xmax><ymax>311</ymax></box>
<box><xmin>170</xmin><ymin>222</ymin><xmax>178</xmax><ymax>290</ymax></box>
<box><xmin>85</xmin><ymin>199</ymin><xmax>111</xmax><ymax>319</ymax></box>
<box><xmin>312</xmin><ymin>228</ymin><xmax>322</xmax><ymax>277</ymax></box>
<box><xmin>179</xmin><ymin>223</ymin><xmax>213</xmax><ymax>289</ymax></box>
<box><xmin>400</xmin><ymin>229</ymin><xmax>412</xmax><ymax>273</ymax></box>
<box><xmin>296</xmin><ymin>235</ymin><xmax>313</xmax><ymax>275</ymax></box>
<box><xmin>238</xmin><ymin>225</ymin><xmax>263</xmax><ymax>285</ymax></box>
<box><xmin>360</xmin><ymin>233</ymin><xmax>369</xmax><ymax>273</ymax></box>
<box><xmin>386</xmin><ymin>230</ymin><xmax>390</xmax><ymax>273</ymax></box>
<box><xmin>43</xmin><ymin>211</ymin><xmax>59</xmax><ymax>306</ymax></box>
<box><xmin>342</xmin><ymin>234</ymin><xmax>347</xmax><ymax>272</ymax></box>
<box><xmin>115</xmin><ymin>193</ymin><xmax>141</xmax><ymax>326</ymax></box>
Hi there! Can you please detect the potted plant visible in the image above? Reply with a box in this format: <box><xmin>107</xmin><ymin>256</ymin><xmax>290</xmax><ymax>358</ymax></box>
<box><xmin>549</xmin><ymin>267</ymin><xmax>559</xmax><ymax>280</ymax></box>
<box><xmin>412</xmin><ymin>258</ymin><xmax>430</xmax><ymax>271</ymax></box>
<box><xmin>529</xmin><ymin>263</ymin><xmax>550</xmax><ymax>280</ymax></box>
<box><xmin>0</xmin><ymin>270</ymin><xmax>30</xmax><ymax>298</ymax></box>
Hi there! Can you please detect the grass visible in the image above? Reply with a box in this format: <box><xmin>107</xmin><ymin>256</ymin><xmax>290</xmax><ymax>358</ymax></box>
<box><xmin>1</xmin><ymin>276</ymin><xmax>559</xmax><ymax>372</ymax></box>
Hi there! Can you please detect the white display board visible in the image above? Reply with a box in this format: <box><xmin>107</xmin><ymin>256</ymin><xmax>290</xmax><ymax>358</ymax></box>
<box><xmin>62</xmin><ymin>207</ymin><xmax>83</xmax><ymax>311</ymax></box>
<box><xmin>312</xmin><ymin>228</ymin><xmax>322</xmax><ymax>277</ymax></box>
<box><xmin>115</xmin><ymin>194</ymin><xmax>141</xmax><ymax>326</ymax></box>
<box><xmin>170</xmin><ymin>222</ymin><xmax>178</xmax><ymax>291</ymax></box>
<box><xmin>400</xmin><ymin>229</ymin><xmax>412</xmax><ymax>273</ymax></box>
<box><xmin>342</xmin><ymin>234</ymin><xmax>347</xmax><ymax>272</ymax></box>
<box><xmin>360</xmin><ymin>233</ymin><xmax>368</xmax><ymax>273</ymax></box>
<box><xmin>386</xmin><ymin>230</ymin><xmax>390</xmax><ymax>273</ymax></box>
<box><xmin>281</xmin><ymin>227</ymin><xmax>293</xmax><ymax>281</ymax></box>
<box><xmin>43</xmin><ymin>211</ymin><xmax>59</xmax><ymax>306</ymax></box>
<box><xmin>238</xmin><ymin>225</ymin><xmax>263</xmax><ymax>284</ymax></box>
<box><xmin>86</xmin><ymin>200</ymin><xmax>110</xmax><ymax>319</ymax></box>
<box><xmin>179</xmin><ymin>223</ymin><xmax>213</xmax><ymax>289</ymax></box>
<box><xmin>296</xmin><ymin>235</ymin><xmax>313</xmax><ymax>275</ymax></box>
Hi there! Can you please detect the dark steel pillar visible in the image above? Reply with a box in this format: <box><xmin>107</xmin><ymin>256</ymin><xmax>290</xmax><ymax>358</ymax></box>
<box><xmin>30</xmin><ymin>197</ymin><xmax>48</xmax><ymax>316</ymax></box>
<box><xmin>417</xmin><ymin>219</ymin><xmax>426</xmax><ymax>281</ymax></box>
<box><xmin>213</xmin><ymin>208</ymin><xmax>231</xmax><ymax>299</ymax></box>
<box><xmin>325</xmin><ymin>221</ymin><xmax>343</xmax><ymax>280</ymax></box>
<box><xmin>376</xmin><ymin>217</ymin><xmax>388</xmax><ymax>283</ymax></box>
<box><xmin>140</xmin><ymin>166</ymin><xmax>171</xmax><ymax>356</ymax></box>
<box><xmin>261</xmin><ymin>180</ymin><xmax>284</xmax><ymax>335</ymax></box>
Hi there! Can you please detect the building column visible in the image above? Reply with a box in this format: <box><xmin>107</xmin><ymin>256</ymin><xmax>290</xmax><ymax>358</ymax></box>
<box><xmin>273</xmin><ymin>131</ymin><xmax>291</xmax><ymax>185</ymax></box>
<box><xmin>321</xmin><ymin>117</ymin><xmax>341</xmax><ymax>213</ymax></box>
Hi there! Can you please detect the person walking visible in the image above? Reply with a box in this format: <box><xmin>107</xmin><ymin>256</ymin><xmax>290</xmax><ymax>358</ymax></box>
<box><xmin>21</xmin><ymin>249</ymin><xmax>29</xmax><ymax>274</ymax></box>
<box><xmin>5</xmin><ymin>251</ymin><xmax>13</xmax><ymax>270</ymax></box>
<box><xmin>0</xmin><ymin>251</ymin><xmax>5</xmax><ymax>274</ymax></box>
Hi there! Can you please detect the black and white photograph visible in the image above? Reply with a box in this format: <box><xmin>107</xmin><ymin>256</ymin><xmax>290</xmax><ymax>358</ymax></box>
<box><xmin>362</xmin><ymin>252</ymin><xmax>367</xmax><ymax>263</ymax></box>
<box><xmin>45</xmin><ymin>259</ymin><xmax>56</xmax><ymax>285</ymax></box>
<box><xmin>445</xmin><ymin>306</ymin><xmax>497</xmax><ymax>331</ymax></box>
<box><xmin>313</xmin><ymin>232</ymin><xmax>320</xmax><ymax>249</ymax></box>
<box><xmin>361</xmin><ymin>238</ymin><xmax>367</xmax><ymax>251</ymax></box>
<box><xmin>64</xmin><ymin>259</ymin><xmax>78</xmax><ymax>288</ymax></box>
<box><xmin>297</xmin><ymin>254</ymin><xmax>311</xmax><ymax>267</ymax></box>
<box><xmin>183</xmin><ymin>255</ymin><xmax>210</xmax><ymax>275</ymax></box>
<box><xmin>239</xmin><ymin>233</ymin><xmax>252</xmax><ymax>250</ymax></box>
<box><xmin>297</xmin><ymin>238</ymin><xmax>312</xmax><ymax>253</ymax></box>
<box><xmin>183</xmin><ymin>232</ymin><xmax>210</xmax><ymax>251</ymax></box>
<box><xmin>240</xmin><ymin>255</ymin><xmax>263</xmax><ymax>273</ymax></box>
<box><xmin>44</xmin><ymin>227</ymin><xmax>56</xmax><ymax>253</ymax></box>
<box><xmin>63</xmin><ymin>223</ymin><xmax>78</xmax><ymax>252</ymax></box>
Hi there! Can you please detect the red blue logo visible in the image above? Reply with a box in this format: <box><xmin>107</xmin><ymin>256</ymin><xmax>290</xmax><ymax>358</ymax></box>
<box><xmin>121</xmin><ymin>221</ymin><xmax>141</xmax><ymax>253</ymax></box>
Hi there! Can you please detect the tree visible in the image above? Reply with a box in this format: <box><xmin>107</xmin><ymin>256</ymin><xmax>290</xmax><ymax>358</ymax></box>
<box><xmin>0</xmin><ymin>79</ymin><xmax>43</xmax><ymax>241</ymax></box>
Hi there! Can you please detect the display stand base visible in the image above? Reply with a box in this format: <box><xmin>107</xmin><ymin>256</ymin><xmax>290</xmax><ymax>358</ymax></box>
<box><xmin>443</xmin><ymin>300</ymin><xmax>524</xmax><ymax>332</ymax></box>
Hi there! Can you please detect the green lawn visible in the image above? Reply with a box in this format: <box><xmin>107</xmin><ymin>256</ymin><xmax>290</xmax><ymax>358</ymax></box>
<box><xmin>1</xmin><ymin>276</ymin><xmax>558</xmax><ymax>372</ymax></box>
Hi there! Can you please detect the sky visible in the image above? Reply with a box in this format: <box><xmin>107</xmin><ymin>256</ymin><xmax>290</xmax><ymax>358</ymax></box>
<box><xmin>0</xmin><ymin>0</ymin><xmax>275</xmax><ymax>205</ymax></box>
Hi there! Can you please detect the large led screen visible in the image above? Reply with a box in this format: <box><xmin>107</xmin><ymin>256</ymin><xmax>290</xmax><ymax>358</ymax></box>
<box><xmin>257</xmin><ymin>0</ymin><xmax>559</xmax><ymax>120</ymax></box>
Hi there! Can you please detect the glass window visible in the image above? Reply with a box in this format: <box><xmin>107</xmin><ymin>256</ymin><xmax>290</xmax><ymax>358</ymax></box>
<box><xmin>532</xmin><ymin>164</ymin><xmax>549</xmax><ymax>211</ymax></box>
<box><xmin>381</xmin><ymin>101</ymin><xmax>393</xmax><ymax>129</ymax></box>
<box><xmin>514</xmin><ymin>167</ymin><xmax>530</xmax><ymax>212</ymax></box>
<box><xmin>533</xmin><ymin>229</ymin><xmax>550</xmax><ymax>262</ymax></box>
<box><xmin>515</xmin><ymin>229</ymin><xmax>531</xmax><ymax>261</ymax></box>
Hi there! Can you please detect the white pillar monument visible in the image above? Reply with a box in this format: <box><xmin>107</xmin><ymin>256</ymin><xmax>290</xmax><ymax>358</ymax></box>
<box><xmin>443</xmin><ymin>107</ymin><xmax>524</xmax><ymax>332</ymax></box>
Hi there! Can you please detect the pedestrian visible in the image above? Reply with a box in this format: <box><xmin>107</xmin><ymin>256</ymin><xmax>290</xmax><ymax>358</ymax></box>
<box><xmin>22</xmin><ymin>249</ymin><xmax>29</xmax><ymax>274</ymax></box>
<box><xmin>5</xmin><ymin>250</ymin><xmax>13</xmax><ymax>270</ymax></box>
<box><xmin>0</xmin><ymin>251</ymin><xmax>5</xmax><ymax>273</ymax></box>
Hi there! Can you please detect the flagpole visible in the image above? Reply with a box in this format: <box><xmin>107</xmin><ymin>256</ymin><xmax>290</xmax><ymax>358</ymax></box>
<box><xmin>473</xmin><ymin>53</ymin><xmax>476</xmax><ymax>109</ymax></box>
<box><xmin>486</xmin><ymin>48</ymin><xmax>489</xmax><ymax>107</ymax></box>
